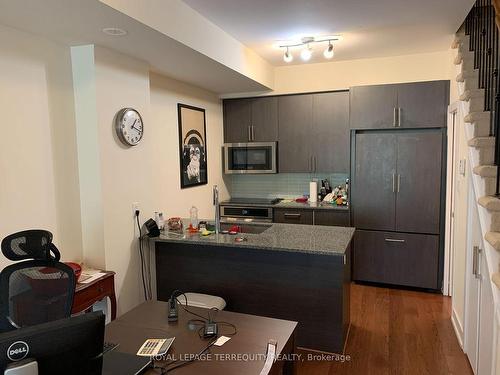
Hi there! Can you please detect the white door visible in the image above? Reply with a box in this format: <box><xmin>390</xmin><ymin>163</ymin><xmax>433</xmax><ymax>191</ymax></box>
<box><xmin>477</xmin><ymin>249</ymin><xmax>494</xmax><ymax>375</ymax></box>
<box><xmin>464</xmin><ymin>186</ymin><xmax>481</xmax><ymax>372</ymax></box>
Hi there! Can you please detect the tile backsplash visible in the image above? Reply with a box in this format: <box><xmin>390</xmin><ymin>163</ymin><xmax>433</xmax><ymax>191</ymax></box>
<box><xmin>229</xmin><ymin>173</ymin><xmax>349</xmax><ymax>199</ymax></box>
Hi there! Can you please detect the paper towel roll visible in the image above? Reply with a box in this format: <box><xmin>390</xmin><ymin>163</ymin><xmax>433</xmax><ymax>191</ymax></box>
<box><xmin>309</xmin><ymin>181</ymin><xmax>318</xmax><ymax>203</ymax></box>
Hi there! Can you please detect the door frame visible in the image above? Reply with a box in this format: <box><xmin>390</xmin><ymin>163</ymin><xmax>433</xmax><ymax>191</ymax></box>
<box><xmin>443</xmin><ymin>101</ymin><xmax>461</xmax><ymax>296</ymax></box>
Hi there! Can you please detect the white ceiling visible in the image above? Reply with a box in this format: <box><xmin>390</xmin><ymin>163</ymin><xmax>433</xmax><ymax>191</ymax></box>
<box><xmin>182</xmin><ymin>0</ymin><xmax>475</xmax><ymax>66</ymax></box>
<box><xmin>0</xmin><ymin>0</ymin><xmax>269</xmax><ymax>94</ymax></box>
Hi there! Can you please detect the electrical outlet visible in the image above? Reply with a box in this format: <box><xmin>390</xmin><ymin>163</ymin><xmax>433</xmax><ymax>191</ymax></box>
<box><xmin>132</xmin><ymin>202</ymin><xmax>140</xmax><ymax>215</ymax></box>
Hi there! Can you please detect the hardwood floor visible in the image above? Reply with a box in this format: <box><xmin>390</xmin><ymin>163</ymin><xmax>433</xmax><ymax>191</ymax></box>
<box><xmin>296</xmin><ymin>283</ymin><xmax>472</xmax><ymax>375</ymax></box>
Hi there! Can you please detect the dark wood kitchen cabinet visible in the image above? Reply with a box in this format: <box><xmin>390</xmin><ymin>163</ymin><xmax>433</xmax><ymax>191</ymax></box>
<box><xmin>350</xmin><ymin>84</ymin><xmax>397</xmax><ymax>129</ymax></box>
<box><xmin>223</xmin><ymin>98</ymin><xmax>252</xmax><ymax>143</ymax></box>
<box><xmin>352</xmin><ymin>230</ymin><xmax>440</xmax><ymax>289</ymax></box>
<box><xmin>223</xmin><ymin>97</ymin><xmax>278</xmax><ymax>143</ymax></box>
<box><xmin>352</xmin><ymin>131</ymin><xmax>397</xmax><ymax>231</ymax></box>
<box><xmin>396</xmin><ymin>81</ymin><xmax>449</xmax><ymax>128</ymax></box>
<box><xmin>351</xmin><ymin>128</ymin><xmax>445</xmax><ymax>289</ymax></box>
<box><xmin>350</xmin><ymin>80</ymin><xmax>449</xmax><ymax>129</ymax></box>
<box><xmin>274</xmin><ymin>208</ymin><xmax>313</xmax><ymax>225</ymax></box>
<box><xmin>352</xmin><ymin>129</ymin><xmax>443</xmax><ymax>234</ymax></box>
<box><xmin>273</xmin><ymin>208</ymin><xmax>349</xmax><ymax>227</ymax></box>
<box><xmin>313</xmin><ymin>210</ymin><xmax>350</xmax><ymax>227</ymax></box>
<box><xmin>278</xmin><ymin>91</ymin><xmax>349</xmax><ymax>173</ymax></box>
<box><xmin>251</xmin><ymin>97</ymin><xmax>278</xmax><ymax>142</ymax></box>
<box><xmin>395</xmin><ymin>131</ymin><xmax>443</xmax><ymax>234</ymax></box>
<box><xmin>278</xmin><ymin>94</ymin><xmax>313</xmax><ymax>172</ymax></box>
<box><xmin>312</xmin><ymin>91</ymin><xmax>350</xmax><ymax>173</ymax></box>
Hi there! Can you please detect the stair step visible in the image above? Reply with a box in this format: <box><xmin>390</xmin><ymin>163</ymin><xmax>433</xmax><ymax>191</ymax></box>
<box><xmin>485</xmin><ymin>231</ymin><xmax>500</xmax><ymax>251</ymax></box>
<box><xmin>457</xmin><ymin>70</ymin><xmax>479</xmax><ymax>83</ymax></box>
<box><xmin>493</xmin><ymin>273</ymin><xmax>500</xmax><ymax>289</ymax></box>
<box><xmin>460</xmin><ymin>89</ymin><xmax>485</xmax><ymax>102</ymax></box>
<box><xmin>468</xmin><ymin>137</ymin><xmax>495</xmax><ymax>148</ymax></box>
<box><xmin>465</xmin><ymin>111</ymin><xmax>491</xmax><ymax>124</ymax></box>
<box><xmin>473</xmin><ymin>165</ymin><xmax>497</xmax><ymax>177</ymax></box>
<box><xmin>479</xmin><ymin>196</ymin><xmax>500</xmax><ymax>211</ymax></box>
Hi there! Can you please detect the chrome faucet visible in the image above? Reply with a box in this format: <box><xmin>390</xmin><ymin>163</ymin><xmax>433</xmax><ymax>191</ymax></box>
<box><xmin>213</xmin><ymin>185</ymin><xmax>220</xmax><ymax>235</ymax></box>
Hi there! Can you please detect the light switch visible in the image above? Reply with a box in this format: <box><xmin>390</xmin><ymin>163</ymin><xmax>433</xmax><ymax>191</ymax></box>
<box><xmin>458</xmin><ymin>159</ymin><xmax>466</xmax><ymax>176</ymax></box>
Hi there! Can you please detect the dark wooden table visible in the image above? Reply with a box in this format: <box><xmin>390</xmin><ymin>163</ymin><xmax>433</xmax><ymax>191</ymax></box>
<box><xmin>105</xmin><ymin>300</ymin><xmax>298</xmax><ymax>374</ymax></box>
<box><xmin>72</xmin><ymin>271</ymin><xmax>117</xmax><ymax>320</ymax></box>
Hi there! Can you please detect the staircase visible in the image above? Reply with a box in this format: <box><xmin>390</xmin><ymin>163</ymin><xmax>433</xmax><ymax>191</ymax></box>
<box><xmin>453</xmin><ymin>0</ymin><xmax>500</xmax><ymax>294</ymax></box>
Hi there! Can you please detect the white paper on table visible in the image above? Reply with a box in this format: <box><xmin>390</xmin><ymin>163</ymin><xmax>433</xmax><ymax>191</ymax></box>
<box><xmin>78</xmin><ymin>271</ymin><xmax>106</xmax><ymax>284</ymax></box>
<box><xmin>214</xmin><ymin>336</ymin><xmax>231</xmax><ymax>346</ymax></box>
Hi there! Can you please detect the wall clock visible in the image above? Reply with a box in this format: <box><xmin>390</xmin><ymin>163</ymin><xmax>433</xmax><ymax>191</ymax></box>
<box><xmin>115</xmin><ymin>108</ymin><xmax>144</xmax><ymax>146</ymax></box>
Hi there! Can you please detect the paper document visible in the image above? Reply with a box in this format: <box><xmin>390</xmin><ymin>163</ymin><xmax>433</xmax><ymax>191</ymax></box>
<box><xmin>79</xmin><ymin>271</ymin><xmax>106</xmax><ymax>284</ymax></box>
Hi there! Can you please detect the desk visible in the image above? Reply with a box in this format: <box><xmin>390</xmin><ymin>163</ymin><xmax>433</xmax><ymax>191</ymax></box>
<box><xmin>72</xmin><ymin>271</ymin><xmax>117</xmax><ymax>320</ymax></box>
<box><xmin>105</xmin><ymin>301</ymin><xmax>297</xmax><ymax>374</ymax></box>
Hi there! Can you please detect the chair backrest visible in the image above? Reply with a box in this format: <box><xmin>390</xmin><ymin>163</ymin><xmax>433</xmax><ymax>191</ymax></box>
<box><xmin>0</xmin><ymin>231</ymin><xmax>75</xmax><ymax>332</ymax></box>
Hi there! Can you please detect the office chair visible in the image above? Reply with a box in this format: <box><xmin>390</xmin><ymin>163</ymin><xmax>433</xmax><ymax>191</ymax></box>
<box><xmin>0</xmin><ymin>230</ymin><xmax>76</xmax><ymax>332</ymax></box>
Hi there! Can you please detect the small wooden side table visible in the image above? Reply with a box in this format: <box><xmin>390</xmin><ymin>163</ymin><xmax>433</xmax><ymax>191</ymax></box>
<box><xmin>72</xmin><ymin>271</ymin><xmax>117</xmax><ymax>321</ymax></box>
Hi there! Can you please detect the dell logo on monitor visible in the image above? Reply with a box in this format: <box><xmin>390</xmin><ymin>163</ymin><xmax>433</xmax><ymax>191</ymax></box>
<box><xmin>7</xmin><ymin>341</ymin><xmax>29</xmax><ymax>361</ymax></box>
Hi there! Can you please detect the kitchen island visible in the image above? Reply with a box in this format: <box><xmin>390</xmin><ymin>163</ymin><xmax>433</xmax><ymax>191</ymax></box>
<box><xmin>154</xmin><ymin>222</ymin><xmax>355</xmax><ymax>353</ymax></box>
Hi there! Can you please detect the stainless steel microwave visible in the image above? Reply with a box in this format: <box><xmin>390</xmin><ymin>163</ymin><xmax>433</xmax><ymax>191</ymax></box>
<box><xmin>223</xmin><ymin>142</ymin><xmax>277</xmax><ymax>174</ymax></box>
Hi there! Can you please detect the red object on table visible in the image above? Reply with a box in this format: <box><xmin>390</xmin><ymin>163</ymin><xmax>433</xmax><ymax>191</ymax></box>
<box><xmin>64</xmin><ymin>262</ymin><xmax>82</xmax><ymax>281</ymax></box>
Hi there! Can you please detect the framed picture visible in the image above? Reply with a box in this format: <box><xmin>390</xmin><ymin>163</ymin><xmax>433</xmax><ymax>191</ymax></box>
<box><xmin>177</xmin><ymin>104</ymin><xmax>208</xmax><ymax>188</ymax></box>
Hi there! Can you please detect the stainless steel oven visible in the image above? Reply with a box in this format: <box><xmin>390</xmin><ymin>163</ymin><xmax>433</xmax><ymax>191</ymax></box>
<box><xmin>223</xmin><ymin>142</ymin><xmax>277</xmax><ymax>174</ymax></box>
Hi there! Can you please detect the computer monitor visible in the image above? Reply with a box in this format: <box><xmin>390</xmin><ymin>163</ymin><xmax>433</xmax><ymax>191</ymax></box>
<box><xmin>0</xmin><ymin>311</ymin><xmax>105</xmax><ymax>375</ymax></box>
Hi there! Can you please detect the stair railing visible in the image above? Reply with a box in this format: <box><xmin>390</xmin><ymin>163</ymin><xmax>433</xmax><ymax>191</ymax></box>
<box><xmin>464</xmin><ymin>0</ymin><xmax>500</xmax><ymax>195</ymax></box>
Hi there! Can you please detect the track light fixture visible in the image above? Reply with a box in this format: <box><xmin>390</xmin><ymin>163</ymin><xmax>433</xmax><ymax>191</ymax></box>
<box><xmin>279</xmin><ymin>36</ymin><xmax>340</xmax><ymax>63</ymax></box>
<box><xmin>300</xmin><ymin>44</ymin><xmax>312</xmax><ymax>61</ymax></box>
<box><xmin>283</xmin><ymin>47</ymin><xmax>293</xmax><ymax>63</ymax></box>
<box><xmin>324</xmin><ymin>41</ymin><xmax>334</xmax><ymax>59</ymax></box>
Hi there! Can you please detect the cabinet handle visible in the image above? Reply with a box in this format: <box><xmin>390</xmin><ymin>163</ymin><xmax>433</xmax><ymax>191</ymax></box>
<box><xmin>252</xmin><ymin>126</ymin><xmax>255</xmax><ymax>141</ymax></box>
<box><xmin>284</xmin><ymin>213</ymin><xmax>301</xmax><ymax>219</ymax></box>
<box><xmin>313</xmin><ymin>156</ymin><xmax>317</xmax><ymax>173</ymax></box>
<box><xmin>398</xmin><ymin>107</ymin><xmax>402</xmax><ymax>127</ymax></box>
<box><xmin>385</xmin><ymin>238</ymin><xmax>405</xmax><ymax>243</ymax></box>
<box><xmin>397</xmin><ymin>174</ymin><xmax>401</xmax><ymax>193</ymax></box>
<box><xmin>392</xmin><ymin>173</ymin><xmax>396</xmax><ymax>193</ymax></box>
<box><xmin>248</xmin><ymin>125</ymin><xmax>251</xmax><ymax>142</ymax></box>
<box><xmin>393</xmin><ymin>107</ymin><xmax>397</xmax><ymax>127</ymax></box>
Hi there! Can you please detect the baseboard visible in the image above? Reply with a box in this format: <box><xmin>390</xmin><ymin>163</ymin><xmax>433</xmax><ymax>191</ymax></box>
<box><xmin>451</xmin><ymin>307</ymin><xmax>465</xmax><ymax>349</ymax></box>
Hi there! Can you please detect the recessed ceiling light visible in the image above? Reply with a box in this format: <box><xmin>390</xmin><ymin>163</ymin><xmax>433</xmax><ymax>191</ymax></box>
<box><xmin>102</xmin><ymin>27</ymin><xmax>127</xmax><ymax>36</ymax></box>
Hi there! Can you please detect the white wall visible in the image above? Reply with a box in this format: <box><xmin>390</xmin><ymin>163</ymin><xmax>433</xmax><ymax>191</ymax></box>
<box><xmin>70</xmin><ymin>46</ymin><xmax>229</xmax><ymax>315</ymax></box>
<box><xmin>0</xmin><ymin>24</ymin><xmax>81</xmax><ymax>268</ymax></box>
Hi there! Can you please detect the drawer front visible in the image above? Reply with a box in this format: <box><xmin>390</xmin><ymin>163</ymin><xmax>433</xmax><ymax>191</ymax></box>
<box><xmin>73</xmin><ymin>277</ymin><xmax>114</xmax><ymax>312</ymax></box>
<box><xmin>313</xmin><ymin>210</ymin><xmax>350</xmax><ymax>227</ymax></box>
<box><xmin>274</xmin><ymin>208</ymin><xmax>313</xmax><ymax>225</ymax></box>
<box><xmin>352</xmin><ymin>230</ymin><xmax>439</xmax><ymax>289</ymax></box>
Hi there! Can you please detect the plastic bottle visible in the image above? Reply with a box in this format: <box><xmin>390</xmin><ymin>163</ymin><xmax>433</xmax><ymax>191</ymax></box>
<box><xmin>190</xmin><ymin>206</ymin><xmax>199</xmax><ymax>229</ymax></box>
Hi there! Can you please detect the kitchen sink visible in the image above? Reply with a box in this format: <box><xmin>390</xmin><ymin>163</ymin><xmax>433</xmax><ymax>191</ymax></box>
<box><xmin>220</xmin><ymin>223</ymin><xmax>272</xmax><ymax>234</ymax></box>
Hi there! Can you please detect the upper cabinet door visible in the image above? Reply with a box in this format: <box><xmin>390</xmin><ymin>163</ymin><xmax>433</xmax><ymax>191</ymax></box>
<box><xmin>312</xmin><ymin>92</ymin><xmax>350</xmax><ymax>173</ymax></box>
<box><xmin>395</xmin><ymin>130</ymin><xmax>443</xmax><ymax>234</ymax></box>
<box><xmin>278</xmin><ymin>95</ymin><xmax>313</xmax><ymax>172</ymax></box>
<box><xmin>396</xmin><ymin>81</ymin><xmax>449</xmax><ymax>128</ymax></box>
<box><xmin>350</xmin><ymin>85</ymin><xmax>397</xmax><ymax>129</ymax></box>
<box><xmin>251</xmin><ymin>97</ymin><xmax>278</xmax><ymax>142</ymax></box>
<box><xmin>223</xmin><ymin>99</ymin><xmax>252</xmax><ymax>143</ymax></box>
<box><xmin>352</xmin><ymin>132</ymin><xmax>397</xmax><ymax>231</ymax></box>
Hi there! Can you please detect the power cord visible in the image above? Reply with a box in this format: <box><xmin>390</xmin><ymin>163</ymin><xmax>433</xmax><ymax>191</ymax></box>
<box><xmin>136</xmin><ymin>210</ymin><xmax>151</xmax><ymax>300</ymax></box>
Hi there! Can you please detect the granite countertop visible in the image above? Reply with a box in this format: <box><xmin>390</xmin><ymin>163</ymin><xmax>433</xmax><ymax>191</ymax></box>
<box><xmin>154</xmin><ymin>220</ymin><xmax>355</xmax><ymax>256</ymax></box>
<box><xmin>220</xmin><ymin>200</ymin><xmax>349</xmax><ymax>211</ymax></box>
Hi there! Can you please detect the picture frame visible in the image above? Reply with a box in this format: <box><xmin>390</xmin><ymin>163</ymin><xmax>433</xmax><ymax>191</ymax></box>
<box><xmin>177</xmin><ymin>104</ymin><xmax>208</xmax><ymax>189</ymax></box>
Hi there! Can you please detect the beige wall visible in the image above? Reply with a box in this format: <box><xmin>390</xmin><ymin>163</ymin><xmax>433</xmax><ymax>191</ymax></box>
<box><xmin>267</xmin><ymin>50</ymin><xmax>457</xmax><ymax>98</ymax></box>
<box><xmin>72</xmin><ymin>46</ymin><xmax>229</xmax><ymax>315</ymax></box>
<box><xmin>0</xmin><ymin>24</ymin><xmax>81</xmax><ymax>269</ymax></box>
